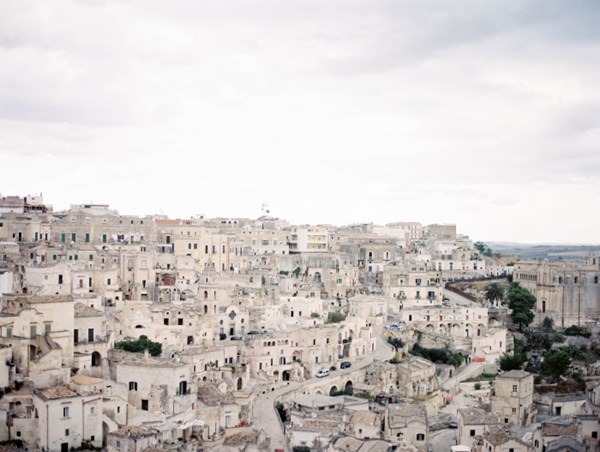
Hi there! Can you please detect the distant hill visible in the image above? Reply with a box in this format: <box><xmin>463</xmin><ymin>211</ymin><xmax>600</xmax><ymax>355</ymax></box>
<box><xmin>486</xmin><ymin>242</ymin><xmax>600</xmax><ymax>262</ymax></box>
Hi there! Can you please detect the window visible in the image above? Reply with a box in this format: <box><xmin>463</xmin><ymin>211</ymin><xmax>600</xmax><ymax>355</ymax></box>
<box><xmin>30</xmin><ymin>324</ymin><xmax>37</xmax><ymax>338</ymax></box>
<box><xmin>129</xmin><ymin>381</ymin><xmax>138</xmax><ymax>391</ymax></box>
<box><xmin>511</xmin><ymin>408</ymin><xmax>516</xmax><ymax>413</ymax></box>
<box><xmin>512</xmin><ymin>385</ymin><xmax>518</xmax><ymax>393</ymax></box>
<box><xmin>141</xmin><ymin>399</ymin><xmax>149</xmax><ymax>411</ymax></box>
<box><xmin>6</xmin><ymin>327</ymin><xmax>12</xmax><ymax>338</ymax></box>
<box><xmin>44</xmin><ymin>323</ymin><xmax>51</xmax><ymax>335</ymax></box>
<box><xmin>90</xmin><ymin>406</ymin><xmax>95</xmax><ymax>414</ymax></box>
<box><xmin>58</xmin><ymin>274</ymin><xmax>63</xmax><ymax>284</ymax></box>
<box><xmin>107</xmin><ymin>278</ymin><xmax>111</xmax><ymax>285</ymax></box>
<box><xmin>63</xmin><ymin>406</ymin><xmax>70</xmax><ymax>418</ymax></box>
<box><xmin>416</xmin><ymin>433</ymin><xmax>425</xmax><ymax>441</ymax></box>
<box><xmin>65</xmin><ymin>429</ymin><xmax>70</xmax><ymax>436</ymax></box>
<box><xmin>470</xmin><ymin>429</ymin><xmax>475</xmax><ymax>437</ymax></box>
<box><xmin>164</xmin><ymin>319</ymin><xmax>169</xmax><ymax>325</ymax></box>
<box><xmin>85</xmin><ymin>233</ymin><xmax>90</xmax><ymax>243</ymax></box>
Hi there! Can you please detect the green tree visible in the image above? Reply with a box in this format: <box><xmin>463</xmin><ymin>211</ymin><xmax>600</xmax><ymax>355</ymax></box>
<box><xmin>540</xmin><ymin>349</ymin><xmax>571</xmax><ymax>382</ymax></box>
<box><xmin>115</xmin><ymin>335</ymin><xmax>162</xmax><ymax>357</ymax></box>
<box><xmin>507</xmin><ymin>283</ymin><xmax>536</xmax><ymax>330</ymax></box>
<box><xmin>497</xmin><ymin>352</ymin><xmax>527</xmax><ymax>371</ymax></box>
<box><xmin>474</xmin><ymin>242</ymin><xmax>487</xmax><ymax>254</ymax></box>
<box><xmin>484</xmin><ymin>283</ymin><xmax>504</xmax><ymax>303</ymax></box>
<box><xmin>387</xmin><ymin>336</ymin><xmax>405</xmax><ymax>351</ymax></box>
<box><xmin>541</xmin><ymin>316</ymin><xmax>554</xmax><ymax>331</ymax></box>
<box><xmin>326</xmin><ymin>312</ymin><xmax>346</xmax><ymax>323</ymax></box>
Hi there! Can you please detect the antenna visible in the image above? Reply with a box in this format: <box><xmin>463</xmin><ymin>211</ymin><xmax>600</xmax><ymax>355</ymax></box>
<box><xmin>261</xmin><ymin>201</ymin><xmax>270</xmax><ymax>215</ymax></box>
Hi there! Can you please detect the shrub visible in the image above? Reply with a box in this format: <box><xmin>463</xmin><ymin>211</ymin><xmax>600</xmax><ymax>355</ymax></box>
<box><xmin>497</xmin><ymin>352</ymin><xmax>527</xmax><ymax>371</ymax></box>
<box><xmin>564</xmin><ymin>325</ymin><xmax>591</xmax><ymax>338</ymax></box>
<box><xmin>326</xmin><ymin>312</ymin><xmax>346</xmax><ymax>323</ymax></box>
<box><xmin>410</xmin><ymin>344</ymin><xmax>464</xmax><ymax>367</ymax></box>
<box><xmin>115</xmin><ymin>335</ymin><xmax>162</xmax><ymax>357</ymax></box>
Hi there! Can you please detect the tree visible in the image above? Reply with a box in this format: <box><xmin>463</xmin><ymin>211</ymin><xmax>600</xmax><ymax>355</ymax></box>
<box><xmin>484</xmin><ymin>283</ymin><xmax>504</xmax><ymax>303</ymax></box>
<box><xmin>507</xmin><ymin>283</ymin><xmax>536</xmax><ymax>330</ymax></box>
<box><xmin>474</xmin><ymin>242</ymin><xmax>487</xmax><ymax>254</ymax></box>
<box><xmin>540</xmin><ymin>349</ymin><xmax>571</xmax><ymax>382</ymax></box>
<box><xmin>326</xmin><ymin>312</ymin><xmax>346</xmax><ymax>323</ymax></box>
<box><xmin>115</xmin><ymin>335</ymin><xmax>162</xmax><ymax>357</ymax></box>
<box><xmin>541</xmin><ymin>316</ymin><xmax>554</xmax><ymax>331</ymax></box>
<box><xmin>387</xmin><ymin>336</ymin><xmax>405</xmax><ymax>351</ymax></box>
<box><xmin>497</xmin><ymin>352</ymin><xmax>527</xmax><ymax>371</ymax></box>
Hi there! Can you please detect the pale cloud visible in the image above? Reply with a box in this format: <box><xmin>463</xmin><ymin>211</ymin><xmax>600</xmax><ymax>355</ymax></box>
<box><xmin>1</xmin><ymin>0</ymin><xmax>599</xmax><ymax>243</ymax></box>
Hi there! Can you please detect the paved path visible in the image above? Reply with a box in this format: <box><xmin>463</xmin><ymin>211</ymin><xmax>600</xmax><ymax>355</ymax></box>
<box><xmin>251</xmin><ymin>325</ymin><xmax>395</xmax><ymax>450</ymax></box>
<box><xmin>442</xmin><ymin>361</ymin><xmax>485</xmax><ymax>392</ymax></box>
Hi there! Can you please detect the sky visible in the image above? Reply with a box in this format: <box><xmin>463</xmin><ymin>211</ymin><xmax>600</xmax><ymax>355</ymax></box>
<box><xmin>1</xmin><ymin>0</ymin><xmax>599</xmax><ymax>244</ymax></box>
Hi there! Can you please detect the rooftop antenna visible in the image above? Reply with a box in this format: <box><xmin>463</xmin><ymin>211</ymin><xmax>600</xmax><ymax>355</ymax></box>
<box><xmin>261</xmin><ymin>201</ymin><xmax>270</xmax><ymax>216</ymax></box>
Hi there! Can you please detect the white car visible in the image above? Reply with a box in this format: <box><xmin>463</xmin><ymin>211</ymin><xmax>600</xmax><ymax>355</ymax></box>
<box><xmin>316</xmin><ymin>369</ymin><xmax>330</xmax><ymax>378</ymax></box>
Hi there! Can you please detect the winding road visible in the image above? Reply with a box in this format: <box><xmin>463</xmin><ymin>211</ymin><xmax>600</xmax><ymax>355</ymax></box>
<box><xmin>251</xmin><ymin>325</ymin><xmax>395</xmax><ymax>450</ymax></box>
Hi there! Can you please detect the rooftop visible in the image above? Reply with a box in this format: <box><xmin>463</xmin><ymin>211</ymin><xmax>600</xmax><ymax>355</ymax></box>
<box><xmin>35</xmin><ymin>386</ymin><xmax>79</xmax><ymax>401</ymax></box>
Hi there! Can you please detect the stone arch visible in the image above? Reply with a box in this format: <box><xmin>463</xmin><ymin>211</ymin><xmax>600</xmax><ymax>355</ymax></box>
<box><xmin>187</xmin><ymin>336</ymin><xmax>194</xmax><ymax>345</ymax></box>
<box><xmin>345</xmin><ymin>380</ymin><xmax>353</xmax><ymax>394</ymax></box>
<box><xmin>329</xmin><ymin>386</ymin><xmax>338</xmax><ymax>396</ymax></box>
<box><xmin>102</xmin><ymin>422</ymin><xmax>110</xmax><ymax>447</ymax></box>
<box><xmin>91</xmin><ymin>351</ymin><xmax>101</xmax><ymax>367</ymax></box>
<box><xmin>282</xmin><ymin>370</ymin><xmax>291</xmax><ymax>381</ymax></box>
<box><xmin>273</xmin><ymin>370</ymin><xmax>280</xmax><ymax>381</ymax></box>
<box><xmin>135</xmin><ymin>324</ymin><xmax>144</xmax><ymax>329</ymax></box>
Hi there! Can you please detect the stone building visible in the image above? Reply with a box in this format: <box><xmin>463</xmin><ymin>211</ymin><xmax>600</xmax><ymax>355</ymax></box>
<box><xmin>491</xmin><ymin>370</ymin><xmax>535</xmax><ymax>427</ymax></box>
<box><xmin>513</xmin><ymin>254</ymin><xmax>600</xmax><ymax>327</ymax></box>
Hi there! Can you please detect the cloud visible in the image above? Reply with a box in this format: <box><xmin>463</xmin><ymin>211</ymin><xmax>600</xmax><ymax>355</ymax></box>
<box><xmin>0</xmin><ymin>0</ymin><xmax>599</xmax><ymax>243</ymax></box>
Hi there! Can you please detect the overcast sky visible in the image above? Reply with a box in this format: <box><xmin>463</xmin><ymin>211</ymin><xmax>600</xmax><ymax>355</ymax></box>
<box><xmin>1</xmin><ymin>1</ymin><xmax>599</xmax><ymax>244</ymax></box>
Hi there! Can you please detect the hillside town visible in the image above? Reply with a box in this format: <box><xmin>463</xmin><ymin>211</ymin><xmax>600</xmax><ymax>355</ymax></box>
<box><xmin>1</xmin><ymin>193</ymin><xmax>600</xmax><ymax>452</ymax></box>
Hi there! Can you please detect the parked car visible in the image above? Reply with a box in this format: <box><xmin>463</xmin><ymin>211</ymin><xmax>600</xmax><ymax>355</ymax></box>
<box><xmin>316</xmin><ymin>369</ymin><xmax>330</xmax><ymax>378</ymax></box>
<box><xmin>385</xmin><ymin>323</ymin><xmax>405</xmax><ymax>331</ymax></box>
<box><xmin>340</xmin><ymin>361</ymin><xmax>352</xmax><ymax>369</ymax></box>
<box><xmin>448</xmin><ymin>421</ymin><xmax>458</xmax><ymax>429</ymax></box>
